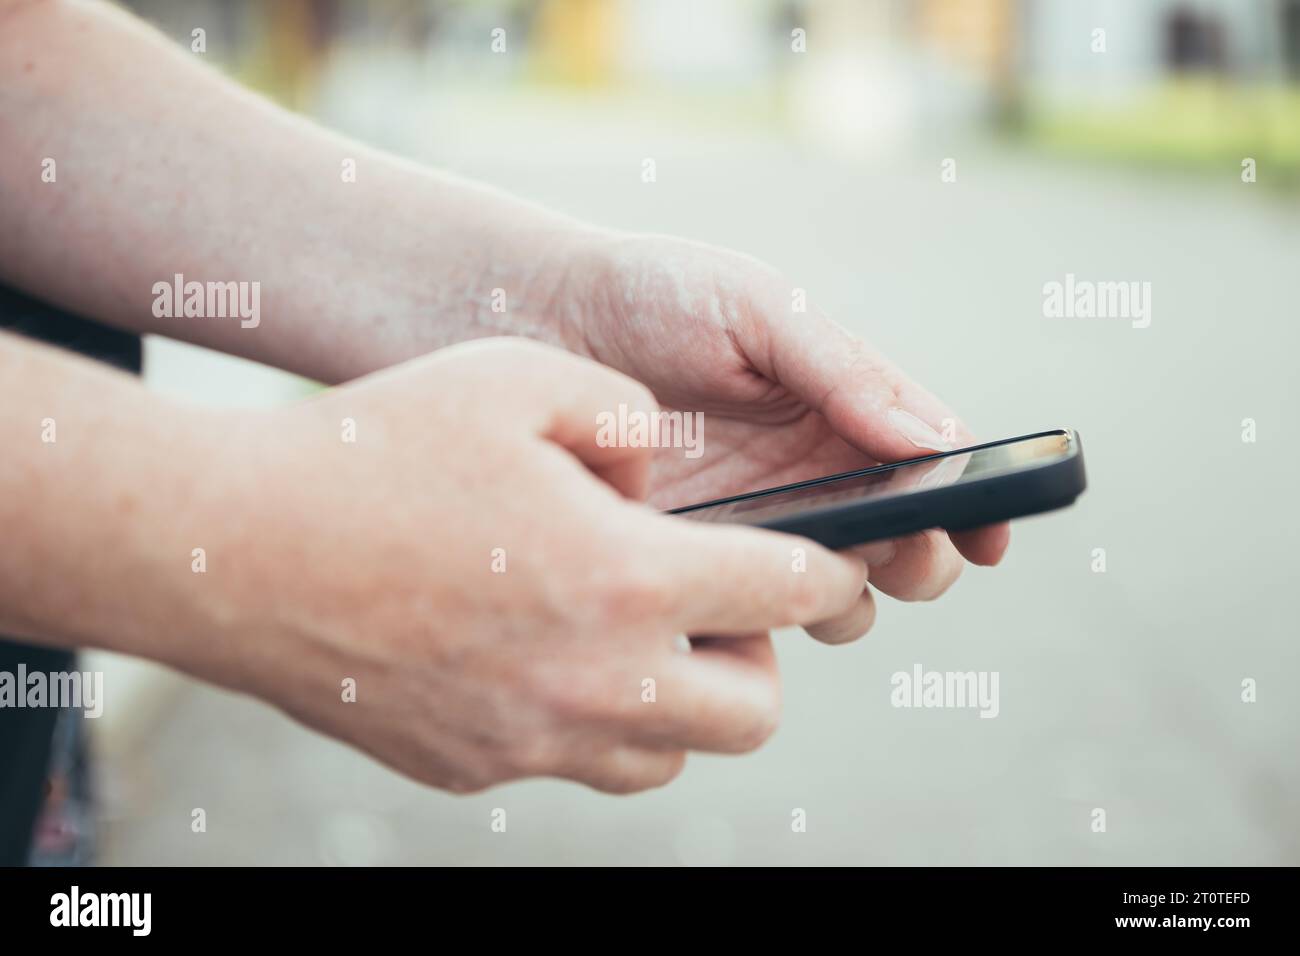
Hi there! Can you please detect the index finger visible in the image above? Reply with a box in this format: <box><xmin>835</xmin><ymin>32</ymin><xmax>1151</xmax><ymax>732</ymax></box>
<box><xmin>758</xmin><ymin>314</ymin><xmax>1010</xmax><ymax>566</ymax></box>
<box><xmin>643</xmin><ymin>513</ymin><xmax>867</xmax><ymax>634</ymax></box>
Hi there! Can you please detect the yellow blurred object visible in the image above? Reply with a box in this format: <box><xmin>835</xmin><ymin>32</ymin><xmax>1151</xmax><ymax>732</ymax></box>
<box><xmin>531</xmin><ymin>0</ymin><xmax>617</xmax><ymax>86</ymax></box>
<box><xmin>240</xmin><ymin>0</ymin><xmax>330</xmax><ymax>110</ymax></box>
<box><xmin>918</xmin><ymin>0</ymin><xmax>1015</xmax><ymax>84</ymax></box>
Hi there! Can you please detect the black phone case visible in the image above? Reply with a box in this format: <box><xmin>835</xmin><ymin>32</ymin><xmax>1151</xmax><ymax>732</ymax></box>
<box><xmin>670</xmin><ymin>430</ymin><xmax>1087</xmax><ymax>550</ymax></box>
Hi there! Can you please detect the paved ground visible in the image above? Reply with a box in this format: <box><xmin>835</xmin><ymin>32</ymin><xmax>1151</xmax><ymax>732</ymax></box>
<box><xmin>98</xmin><ymin>89</ymin><xmax>1300</xmax><ymax>865</ymax></box>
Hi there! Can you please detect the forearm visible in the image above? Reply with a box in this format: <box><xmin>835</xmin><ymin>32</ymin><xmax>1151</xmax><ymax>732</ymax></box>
<box><xmin>0</xmin><ymin>0</ymin><xmax>595</xmax><ymax>384</ymax></box>
<box><xmin>0</xmin><ymin>331</ymin><xmax>242</xmax><ymax>673</ymax></box>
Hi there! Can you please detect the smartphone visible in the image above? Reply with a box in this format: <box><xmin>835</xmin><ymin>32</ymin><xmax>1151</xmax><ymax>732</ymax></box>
<box><xmin>668</xmin><ymin>428</ymin><xmax>1086</xmax><ymax>550</ymax></box>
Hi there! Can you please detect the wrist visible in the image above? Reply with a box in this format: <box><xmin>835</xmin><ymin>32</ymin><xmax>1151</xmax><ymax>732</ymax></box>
<box><xmin>87</xmin><ymin>401</ymin><xmax>275</xmax><ymax>688</ymax></box>
<box><xmin>322</xmin><ymin>169</ymin><xmax>627</xmax><ymax>381</ymax></box>
<box><xmin>143</xmin><ymin>405</ymin><xmax>306</xmax><ymax>694</ymax></box>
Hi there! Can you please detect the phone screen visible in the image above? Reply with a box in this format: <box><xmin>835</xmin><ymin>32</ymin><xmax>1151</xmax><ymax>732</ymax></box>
<box><xmin>671</xmin><ymin>431</ymin><xmax>1074</xmax><ymax>526</ymax></box>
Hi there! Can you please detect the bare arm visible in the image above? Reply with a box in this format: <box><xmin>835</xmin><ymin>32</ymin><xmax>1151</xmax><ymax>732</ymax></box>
<box><xmin>0</xmin><ymin>1</ymin><xmax>1009</xmax><ymax>654</ymax></box>
<box><xmin>0</xmin><ymin>0</ymin><xmax>593</xmax><ymax>384</ymax></box>
<box><xmin>0</xmin><ymin>330</ymin><xmax>232</xmax><ymax>664</ymax></box>
<box><xmin>0</xmin><ymin>329</ymin><xmax>871</xmax><ymax>792</ymax></box>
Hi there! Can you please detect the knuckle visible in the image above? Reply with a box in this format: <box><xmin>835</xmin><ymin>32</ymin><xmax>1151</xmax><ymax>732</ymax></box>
<box><xmin>845</xmin><ymin>341</ymin><xmax>909</xmax><ymax>410</ymax></box>
<box><xmin>843</xmin><ymin>339</ymin><xmax>886</xmax><ymax>382</ymax></box>
<box><xmin>580</xmin><ymin>751</ymin><xmax>686</xmax><ymax>795</ymax></box>
<box><xmin>736</xmin><ymin>708</ymin><xmax>781</xmax><ymax>754</ymax></box>
<box><xmin>532</xmin><ymin>663</ymin><xmax>604</xmax><ymax>722</ymax></box>
<box><xmin>471</xmin><ymin>337</ymin><xmax>571</xmax><ymax>381</ymax></box>
<box><xmin>781</xmin><ymin>570</ymin><xmax>826</xmax><ymax>623</ymax></box>
<box><xmin>912</xmin><ymin>533</ymin><xmax>962</xmax><ymax>600</ymax></box>
<box><xmin>592</xmin><ymin>562</ymin><xmax>673</xmax><ymax>625</ymax></box>
<box><xmin>857</xmin><ymin>595</ymin><xmax>878</xmax><ymax>636</ymax></box>
<box><xmin>809</xmin><ymin>598</ymin><xmax>874</xmax><ymax>645</ymax></box>
<box><xmin>734</xmin><ymin>687</ymin><xmax>782</xmax><ymax>753</ymax></box>
<box><xmin>654</xmin><ymin>751</ymin><xmax>688</xmax><ymax>788</ymax></box>
<box><xmin>586</xmin><ymin>767</ymin><xmax>648</xmax><ymax>795</ymax></box>
<box><xmin>443</xmin><ymin>772</ymin><xmax>494</xmax><ymax>796</ymax></box>
<box><xmin>929</xmin><ymin>564</ymin><xmax>963</xmax><ymax>600</ymax></box>
<box><xmin>624</xmin><ymin>380</ymin><xmax>659</xmax><ymax>418</ymax></box>
<box><xmin>483</xmin><ymin>336</ymin><xmax>547</xmax><ymax>359</ymax></box>
<box><xmin>587</xmin><ymin>776</ymin><xmax>643</xmax><ymax>796</ymax></box>
<box><xmin>505</xmin><ymin>732</ymin><xmax>562</xmax><ymax>776</ymax></box>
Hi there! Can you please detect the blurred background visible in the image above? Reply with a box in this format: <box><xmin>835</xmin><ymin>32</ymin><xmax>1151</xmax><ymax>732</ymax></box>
<box><xmin>66</xmin><ymin>0</ymin><xmax>1299</xmax><ymax>865</ymax></box>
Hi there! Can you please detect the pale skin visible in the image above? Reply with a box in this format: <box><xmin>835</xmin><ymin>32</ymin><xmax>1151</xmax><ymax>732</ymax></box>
<box><xmin>0</xmin><ymin>1</ymin><xmax>1008</xmax><ymax>793</ymax></box>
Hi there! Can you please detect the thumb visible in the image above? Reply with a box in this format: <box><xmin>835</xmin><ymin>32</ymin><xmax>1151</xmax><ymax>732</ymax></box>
<box><xmin>752</xmin><ymin>311</ymin><xmax>1010</xmax><ymax>566</ymax></box>
<box><xmin>497</xmin><ymin>339</ymin><xmax>661</xmax><ymax>501</ymax></box>
<box><xmin>759</xmin><ymin>309</ymin><xmax>973</xmax><ymax>463</ymax></box>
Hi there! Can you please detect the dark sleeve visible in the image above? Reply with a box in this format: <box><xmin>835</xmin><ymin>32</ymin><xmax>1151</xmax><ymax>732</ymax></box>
<box><xmin>0</xmin><ymin>286</ymin><xmax>141</xmax><ymax>864</ymax></box>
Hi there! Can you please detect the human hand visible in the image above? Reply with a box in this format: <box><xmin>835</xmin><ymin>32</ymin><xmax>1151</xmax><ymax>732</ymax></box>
<box><xmin>559</xmin><ymin>232</ymin><xmax>1011</xmax><ymax>643</ymax></box>
<box><xmin>184</xmin><ymin>339</ymin><xmax>869</xmax><ymax>793</ymax></box>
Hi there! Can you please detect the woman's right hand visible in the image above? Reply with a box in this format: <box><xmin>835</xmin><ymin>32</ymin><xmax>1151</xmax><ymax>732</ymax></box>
<box><xmin>181</xmin><ymin>339</ymin><xmax>867</xmax><ymax>794</ymax></box>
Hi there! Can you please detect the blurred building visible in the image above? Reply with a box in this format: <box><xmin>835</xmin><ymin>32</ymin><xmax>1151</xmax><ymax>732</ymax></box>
<box><xmin>1021</xmin><ymin>0</ymin><xmax>1298</xmax><ymax>101</ymax></box>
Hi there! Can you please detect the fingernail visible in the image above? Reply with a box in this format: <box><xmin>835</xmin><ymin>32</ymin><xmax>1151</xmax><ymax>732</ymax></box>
<box><xmin>917</xmin><ymin>455</ymin><xmax>966</xmax><ymax>490</ymax></box>
<box><xmin>888</xmin><ymin>408</ymin><xmax>953</xmax><ymax>452</ymax></box>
